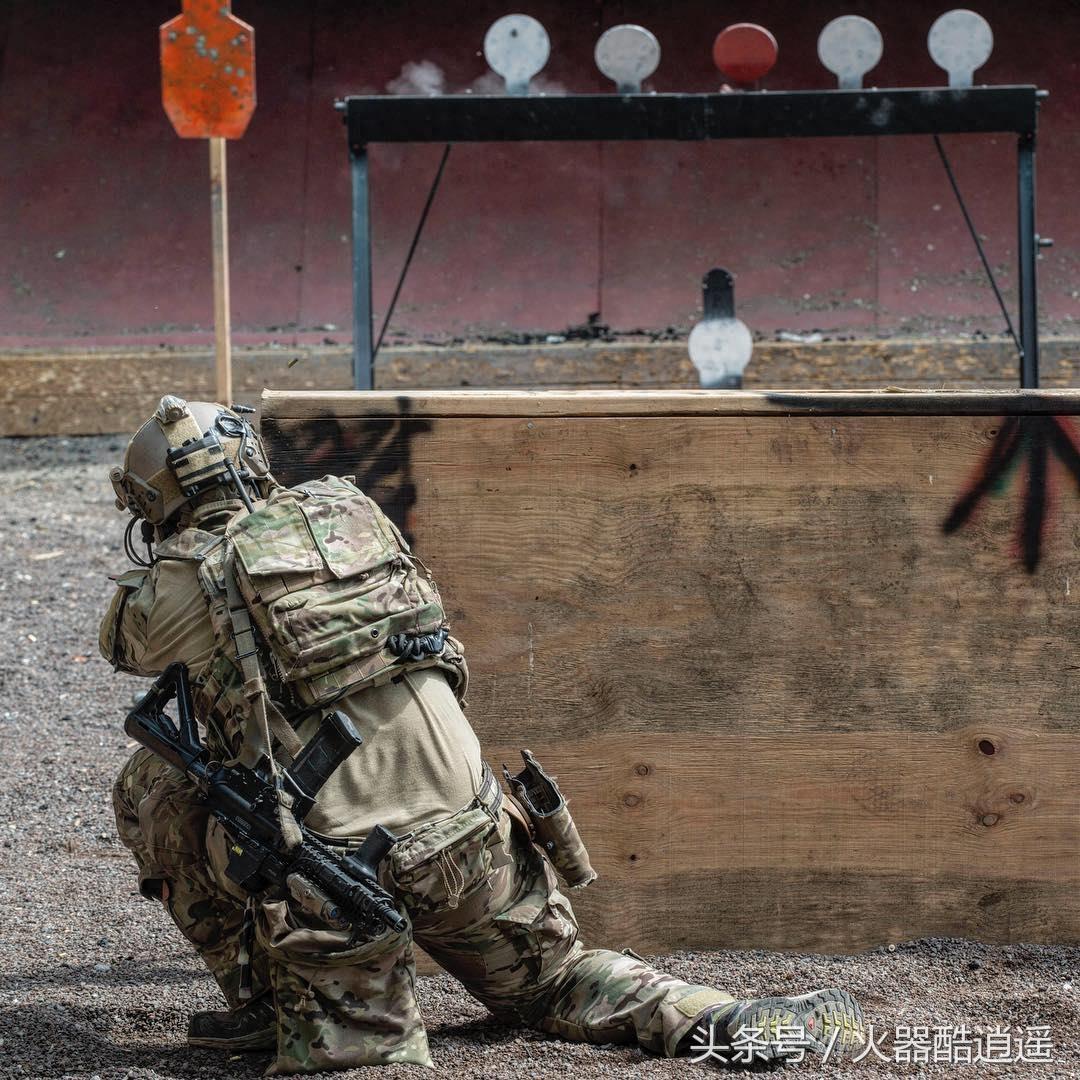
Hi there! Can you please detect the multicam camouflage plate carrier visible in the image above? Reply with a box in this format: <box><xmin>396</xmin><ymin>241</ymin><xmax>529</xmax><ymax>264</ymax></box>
<box><xmin>227</xmin><ymin>475</ymin><xmax>450</xmax><ymax>703</ymax></box>
<box><xmin>187</xmin><ymin>476</ymin><xmax>468</xmax><ymax>759</ymax></box>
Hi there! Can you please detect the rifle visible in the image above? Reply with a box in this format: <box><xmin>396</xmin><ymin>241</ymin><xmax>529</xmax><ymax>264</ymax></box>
<box><xmin>125</xmin><ymin>663</ymin><xmax>406</xmax><ymax>944</ymax></box>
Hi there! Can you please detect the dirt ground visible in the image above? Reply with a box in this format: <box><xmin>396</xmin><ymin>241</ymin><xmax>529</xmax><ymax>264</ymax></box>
<box><xmin>0</xmin><ymin>435</ymin><xmax>1076</xmax><ymax>1080</ymax></box>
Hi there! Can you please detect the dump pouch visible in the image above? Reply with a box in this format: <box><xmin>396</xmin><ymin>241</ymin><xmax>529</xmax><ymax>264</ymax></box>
<box><xmin>502</xmin><ymin>749</ymin><xmax>597</xmax><ymax>889</ymax></box>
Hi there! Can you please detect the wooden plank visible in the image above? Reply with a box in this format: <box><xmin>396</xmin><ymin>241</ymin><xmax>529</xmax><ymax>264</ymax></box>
<box><xmin>567</xmin><ymin>874</ymin><xmax>1080</xmax><ymax>954</ymax></box>
<box><xmin>209</xmin><ymin>136</ymin><xmax>233</xmax><ymax>405</ymax></box>
<box><xmin>485</xmin><ymin>733</ymin><xmax>1079</xmax><ymax>882</ymax></box>
<box><xmin>263</xmin><ymin>387</ymin><xmax>1080</xmax><ymax>419</ymax></box>
<box><xmin>261</xmin><ymin>397</ymin><xmax>1080</xmax><ymax>951</ymax></box>
<box><xmin>487</xmin><ymin>731</ymin><xmax>1080</xmax><ymax>953</ymax></box>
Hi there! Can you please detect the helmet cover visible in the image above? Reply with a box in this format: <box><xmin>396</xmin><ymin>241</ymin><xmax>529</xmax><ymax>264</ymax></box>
<box><xmin>110</xmin><ymin>395</ymin><xmax>271</xmax><ymax>524</ymax></box>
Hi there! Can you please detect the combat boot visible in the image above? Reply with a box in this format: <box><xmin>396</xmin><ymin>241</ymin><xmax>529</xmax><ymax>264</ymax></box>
<box><xmin>682</xmin><ymin>988</ymin><xmax>864</xmax><ymax>1067</ymax></box>
<box><xmin>187</xmin><ymin>993</ymin><xmax>276</xmax><ymax>1051</ymax></box>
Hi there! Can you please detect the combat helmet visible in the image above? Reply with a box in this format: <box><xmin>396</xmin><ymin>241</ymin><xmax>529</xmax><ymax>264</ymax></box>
<box><xmin>110</xmin><ymin>395</ymin><xmax>274</xmax><ymax>527</ymax></box>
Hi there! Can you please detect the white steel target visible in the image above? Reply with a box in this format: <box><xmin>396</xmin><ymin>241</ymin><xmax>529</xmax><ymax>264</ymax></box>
<box><xmin>928</xmin><ymin>9</ymin><xmax>993</xmax><ymax>88</ymax></box>
<box><xmin>595</xmin><ymin>25</ymin><xmax>661</xmax><ymax>94</ymax></box>
<box><xmin>688</xmin><ymin>317</ymin><xmax>753</xmax><ymax>388</ymax></box>
<box><xmin>484</xmin><ymin>15</ymin><xmax>550</xmax><ymax>96</ymax></box>
<box><xmin>817</xmin><ymin>15</ymin><xmax>884</xmax><ymax>90</ymax></box>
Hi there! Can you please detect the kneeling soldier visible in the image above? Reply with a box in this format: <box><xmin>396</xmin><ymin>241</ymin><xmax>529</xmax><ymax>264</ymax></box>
<box><xmin>103</xmin><ymin>396</ymin><xmax>864</xmax><ymax>1073</ymax></box>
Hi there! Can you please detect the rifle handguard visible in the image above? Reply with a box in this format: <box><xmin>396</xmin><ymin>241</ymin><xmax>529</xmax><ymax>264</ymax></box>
<box><xmin>502</xmin><ymin>749</ymin><xmax>597</xmax><ymax>889</ymax></box>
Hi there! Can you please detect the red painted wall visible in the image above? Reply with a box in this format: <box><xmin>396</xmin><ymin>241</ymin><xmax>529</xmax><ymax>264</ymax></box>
<box><xmin>1</xmin><ymin>1</ymin><xmax>1077</xmax><ymax>348</ymax></box>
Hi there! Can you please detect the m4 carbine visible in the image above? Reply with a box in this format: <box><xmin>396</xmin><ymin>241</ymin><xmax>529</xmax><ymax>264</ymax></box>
<box><xmin>125</xmin><ymin>662</ymin><xmax>406</xmax><ymax>942</ymax></box>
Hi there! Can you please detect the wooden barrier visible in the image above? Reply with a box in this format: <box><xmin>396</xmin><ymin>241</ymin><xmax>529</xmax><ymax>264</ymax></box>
<box><xmin>261</xmin><ymin>389</ymin><xmax>1080</xmax><ymax>954</ymax></box>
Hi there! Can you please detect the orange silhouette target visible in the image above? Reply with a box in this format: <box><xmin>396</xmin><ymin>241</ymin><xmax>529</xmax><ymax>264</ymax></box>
<box><xmin>159</xmin><ymin>1</ymin><xmax>255</xmax><ymax>403</ymax></box>
<box><xmin>161</xmin><ymin>0</ymin><xmax>255</xmax><ymax>139</ymax></box>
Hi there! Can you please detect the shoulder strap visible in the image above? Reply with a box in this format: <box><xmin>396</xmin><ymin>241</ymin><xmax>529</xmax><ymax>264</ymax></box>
<box><xmin>223</xmin><ymin>550</ymin><xmax>304</xmax><ymax>850</ymax></box>
<box><xmin>222</xmin><ymin>551</ymin><xmax>304</xmax><ymax>764</ymax></box>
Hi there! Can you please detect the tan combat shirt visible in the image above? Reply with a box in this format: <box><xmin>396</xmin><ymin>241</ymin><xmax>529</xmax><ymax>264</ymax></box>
<box><xmin>101</xmin><ymin>501</ymin><xmax>484</xmax><ymax>839</ymax></box>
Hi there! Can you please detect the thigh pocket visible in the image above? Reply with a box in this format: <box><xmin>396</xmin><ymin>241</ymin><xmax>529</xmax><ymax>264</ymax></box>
<box><xmin>258</xmin><ymin>900</ymin><xmax>431</xmax><ymax>1074</ymax></box>
<box><xmin>492</xmin><ymin>873</ymin><xmax>579</xmax><ymax>985</ymax></box>
<box><xmin>258</xmin><ymin>898</ymin><xmax>408</xmax><ymax>968</ymax></box>
<box><xmin>138</xmin><ymin>772</ymin><xmax>210</xmax><ymax>871</ymax></box>
<box><xmin>391</xmin><ymin>808</ymin><xmax>501</xmax><ymax>919</ymax></box>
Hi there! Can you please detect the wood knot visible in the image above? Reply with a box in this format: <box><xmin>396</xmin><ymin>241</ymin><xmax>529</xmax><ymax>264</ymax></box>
<box><xmin>980</xmin><ymin>813</ymin><xmax>1000</xmax><ymax>827</ymax></box>
<box><xmin>634</xmin><ymin>764</ymin><xmax>650</xmax><ymax>777</ymax></box>
<box><xmin>622</xmin><ymin>792</ymin><xmax>642</xmax><ymax>808</ymax></box>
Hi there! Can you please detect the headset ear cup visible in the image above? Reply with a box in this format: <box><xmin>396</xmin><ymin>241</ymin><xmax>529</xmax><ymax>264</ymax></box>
<box><xmin>111</xmin><ymin>397</ymin><xmax>279</xmax><ymax>527</ymax></box>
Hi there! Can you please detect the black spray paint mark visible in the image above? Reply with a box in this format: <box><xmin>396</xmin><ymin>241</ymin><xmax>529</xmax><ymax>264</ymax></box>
<box><xmin>264</xmin><ymin>396</ymin><xmax>431</xmax><ymax>547</ymax></box>
<box><xmin>943</xmin><ymin>415</ymin><xmax>1080</xmax><ymax>573</ymax></box>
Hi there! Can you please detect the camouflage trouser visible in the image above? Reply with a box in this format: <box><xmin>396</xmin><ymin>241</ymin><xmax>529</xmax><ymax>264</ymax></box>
<box><xmin>114</xmin><ymin>751</ymin><xmax>734</xmax><ymax>1074</ymax></box>
<box><xmin>112</xmin><ymin>749</ymin><xmax>270</xmax><ymax>1008</ymax></box>
<box><xmin>257</xmin><ymin>802</ymin><xmax>734</xmax><ymax>1074</ymax></box>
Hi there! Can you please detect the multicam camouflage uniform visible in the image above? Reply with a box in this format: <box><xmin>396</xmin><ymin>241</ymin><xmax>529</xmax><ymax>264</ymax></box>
<box><xmin>259</xmin><ymin>803</ymin><xmax>736</xmax><ymax>1074</ymax></box>
<box><xmin>112</xmin><ymin>748</ymin><xmax>271</xmax><ymax>1008</ymax></box>
<box><xmin>103</xmin><ymin>476</ymin><xmax>739</xmax><ymax>1073</ymax></box>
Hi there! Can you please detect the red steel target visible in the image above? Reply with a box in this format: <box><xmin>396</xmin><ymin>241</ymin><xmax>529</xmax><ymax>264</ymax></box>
<box><xmin>712</xmin><ymin>23</ymin><xmax>779</xmax><ymax>85</ymax></box>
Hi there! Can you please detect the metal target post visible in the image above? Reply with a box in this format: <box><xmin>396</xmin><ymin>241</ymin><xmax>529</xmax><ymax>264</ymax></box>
<box><xmin>1018</xmin><ymin>130</ymin><xmax>1040</xmax><ymax>389</ymax></box>
<box><xmin>350</xmin><ymin>141</ymin><xmax>374</xmax><ymax>391</ymax></box>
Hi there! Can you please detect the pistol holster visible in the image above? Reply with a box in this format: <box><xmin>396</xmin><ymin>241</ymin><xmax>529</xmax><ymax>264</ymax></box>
<box><xmin>502</xmin><ymin>749</ymin><xmax>597</xmax><ymax>889</ymax></box>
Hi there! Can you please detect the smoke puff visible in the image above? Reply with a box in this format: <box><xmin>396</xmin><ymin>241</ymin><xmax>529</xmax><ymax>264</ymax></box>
<box><xmin>385</xmin><ymin>59</ymin><xmax>569</xmax><ymax>97</ymax></box>
<box><xmin>387</xmin><ymin>60</ymin><xmax>446</xmax><ymax>97</ymax></box>
<box><xmin>467</xmin><ymin>71</ymin><xmax>568</xmax><ymax>96</ymax></box>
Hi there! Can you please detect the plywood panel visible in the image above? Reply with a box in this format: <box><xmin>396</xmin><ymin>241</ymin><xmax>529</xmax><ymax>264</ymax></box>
<box><xmin>262</xmin><ymin>390</ymin><xmax>1080</xmax><ymax>952</ymax></box>
<box><xmin>484</xmin><ymin>733</ymin><xmax>1080</xmax><ymax>952</ymax></box>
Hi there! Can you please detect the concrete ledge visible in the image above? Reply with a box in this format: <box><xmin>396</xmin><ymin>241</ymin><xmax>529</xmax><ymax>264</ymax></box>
<box><xmin>2</xmin><ymin>338</ymin><xmax>1078</xmax><ymax>435</ymax></box>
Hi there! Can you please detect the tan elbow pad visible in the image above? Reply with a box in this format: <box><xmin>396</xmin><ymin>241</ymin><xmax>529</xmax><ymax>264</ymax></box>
<box><xmin>99</xmin><ymin>568</ymin><xmax>149</xmax><ymax>672</ymax></box>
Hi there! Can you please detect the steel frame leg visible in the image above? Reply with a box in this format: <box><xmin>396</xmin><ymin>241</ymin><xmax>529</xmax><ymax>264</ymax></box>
<box><xmin>350</xmin><ymin>143</ymin><xmax>374</xmax><ymax>391</ymax></box>
<box><xmin>1017</xmin><ymin>132</ymin><xmax>1039</xmax><ymax>389</ymax></box>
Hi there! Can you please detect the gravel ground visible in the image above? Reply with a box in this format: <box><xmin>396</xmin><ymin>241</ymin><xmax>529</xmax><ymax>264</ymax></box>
<box><xmin>0</xmin><ymin>435</ymin><xmax>1077</xmax><ymax>1080</ymax></box>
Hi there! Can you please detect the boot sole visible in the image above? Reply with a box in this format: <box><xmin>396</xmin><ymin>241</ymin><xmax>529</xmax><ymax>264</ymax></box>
<box><xmin>731</xmin><ymin>988</ymin><xmax>865</xmax><ymax>1063</ymax></box>
<box><xmin>187</xmin><ymin>1028</ymin><xmax>276</xmax><ymax>1052</ymax></box>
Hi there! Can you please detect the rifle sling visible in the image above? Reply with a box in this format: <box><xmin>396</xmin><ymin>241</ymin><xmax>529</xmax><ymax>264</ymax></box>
<box><xmin>223</xmin><ymin>553</ymin><xmax>304</xmax><ymax>765</ymax></box>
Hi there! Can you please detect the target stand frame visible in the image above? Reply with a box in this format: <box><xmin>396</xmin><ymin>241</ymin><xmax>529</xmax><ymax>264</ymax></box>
<box><xmin>338</xmin><ymin>86</ymin><xmax>1044</xmax><ymax>391</ymax></box>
